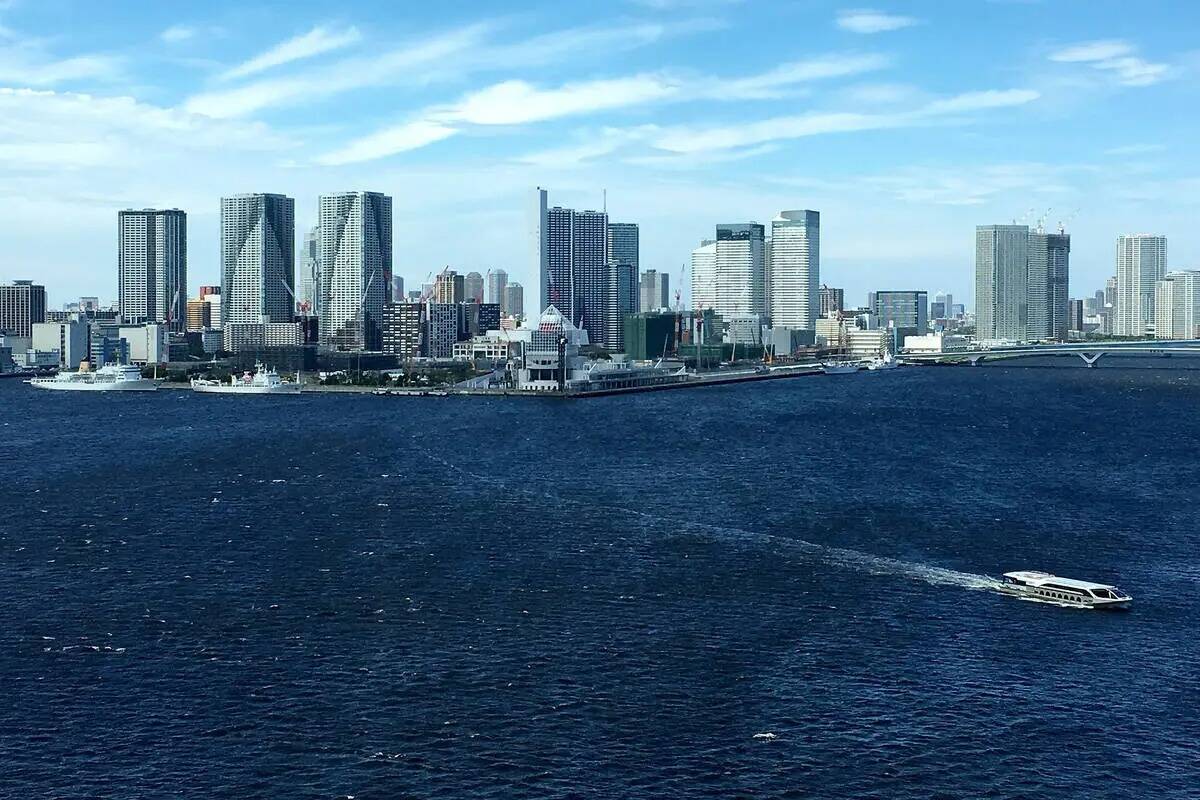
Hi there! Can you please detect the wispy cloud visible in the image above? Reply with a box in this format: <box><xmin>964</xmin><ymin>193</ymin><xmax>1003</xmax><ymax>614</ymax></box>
<box><xmin>710</xmin><ymin>53</ymin><xmax>889</xmax><ymax>98</ymax></box>
<box><xmin>315</xmin><ymin>119</ymin><xmax>456</xmax><ymax>166</ymax></box>
<box><xmin>0</xmin><ymin>87</ymin><xmax>285</xmax><ymax>169</ymax></box>
<box><xmin>186</xmin><ymin>24</ymin><xmax>486</xmax><ymax>117</ymax></box>
<box><xmin>836</xmin><ymin>9</ymin><xmax>918</xmax><ymax>34</ymax></box>
<box><xmin>0</xmin><ymin>50</ymin><xmax>120</xmax><ymax>85</ymax></box>
<box><xmin>316</xmin><ymin>53</ymin><xmax>890</xmax><ymax>164</ymax></box>
<box><xmin>1104</xmin><ymin>143</ymin><xmax>1165</xmax><ymax>157</ymax></box>
<box><xmin>221</xmin><ymin>25</ymin><xmax>362</xmax><ymax>81</ymax></box>
<box><xmin>649</xmin><ymin>88</ymin><xmax>1040</xmax><ymax>155</ymax></box>
<box><xmin>160</xmin><ymin>25</ymin><xmax>195</xmax><ymax>44</ymax></box>
<box><xmin>1048</xmin><ymin>39</ymin><xmax>1169</xmax><ymax>86</ymax></box>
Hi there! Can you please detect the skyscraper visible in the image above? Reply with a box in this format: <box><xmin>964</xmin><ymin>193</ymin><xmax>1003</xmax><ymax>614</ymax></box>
<box><xmin>488</xmin><ymin>269</ymin><xmax>508</xmax><ymax>309</ymax></box>
<box><xmin>318</xmin><ymin>191</ymin><xmax>392</xmax><ymax>351</ymax></box>
<box><xmin>434</xmin><ymin>270</ymin><xmax>465</xmax><ymax>304</ymax></box>
<box><xmin>221</xmin><ymin>193</ymin><xmax>294</xmax><ymax>327</ymax></box>
<box><xmin>606</xmin><ymin>262</ymin><xmax>638</xmax><ymax>351</ymax></box>
<box><xmin>975</xmin><ymin>225</ymin><xmax>1029</xmax><ymax>341</ymax></box>
<box><xmin>464</xmin><ymin>271</ymin><xmax>484</xmax><ymax>303</ymax></box>
<box><xmin>504</xmin><ymin>282</ymin><xmax>524</xmax><ymax>319</ymax></box>
<box><xmin>297</xmin><ymin>225</ymin><xmax>320</xmax><ymax>315</ymax></box>
<box><xmin>1115</xmin><ymin>234</ymin><xmax>1167</xmax><ymax>336</ymax></box>
<box><xmin>608</xmin><ymin>222</ymin><xmax>639</xmax><ymax>273</ymax></box>
<box><xmin>1154</xmin><ymin>271</ymin><xmax>1200</xmax><ymax>340</ymax></box>
<box><xmin>533</xmin><ymin>189</ymin><xmax>611</xmax><ymax>345</ymax></box>
<box><xmin>0</xmin><ymin>280</ymin><xmax>46</xmax><ymax>336</ymax></box>
<box><xmin>872</xmin><ymin>291</ymin><xmax>928</xmax><ymax>339</ymax></box>
<box><xmin>819</xmin><ymin>285</ymin><xmax>843</xmax><ymax>318</ymax></box>
<box><xmin>118</xmin><ymin>208</ymin><xmax>187</xmax><ymax>331</ymax></box>
<box><xmin>769</xmin><ymin>210</ymin><xmax>819</xmax><ymax>331</ymax></box>
<box><xmin>690</xmin><ymin>240</ymin><xmax>717</xmax><ymax>312</ymax></box>
<box><xmin>709</xmin><ymin>223</ymin><xmax>766</xmax><ymax>321</ymax></box>
<box><xmin>639</xmin><ymin>270</ymin><xmax>670</xmax><ymax>312</ymax></box>
<box><xmin>933</xmin><ymin>291</ymin><xmax>954</xmax><ymax>320</ymax></box>
<box><xmin>1027</xmin><ymin>228</ymin><xmax>1071</xmax><ymax>341</ymax></box>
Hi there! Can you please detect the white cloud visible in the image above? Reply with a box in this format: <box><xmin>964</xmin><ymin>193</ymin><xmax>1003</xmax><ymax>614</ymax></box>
<box><xmin>1049</xmin><ymin>40</ymin><xmax>1132</xmax><ymax>63</ymax></box>
<box><xmin>315</xmin><ymin>119</ymin><xmax>457</xmax><ymax>166</ymax></box>
<box><xmin>221</xmin><ymin>25</ymin><xmax>362</xmax><ymax>81</ymax></box>
<box><xmin>649</xmin><ymin>87</ymin><xmax>1040</xmax><ymax>154</ymax></box>
<box><xmin>316</xmin><ymin>53</ymin><xmax>891</xmax><ymax>164</ymax></box>
<box><xmin>0</xmin><ymin>87</ymin><xmax>286</xmax><ymax>169</ymax></box>
<box><xmin>449</xmin><ymin>76</ymin><xmax>682</xmax><ymax>126</ymax></box>
<box><xmin>1048</xmin><ymin>40</ymin><xmax>1169</xmax><ymax>87</ymax></box>
<box><xmin>1104</xmin><ymin>143</ymin><xmax>1164</xmax><ymax>157</ymax></box>
<box><xmin>836</xmin><ymin>9</ymin><xmax>918</xmax><ymax>34</ymax></box>
<box><xmin>711</xmin><ymin>53</ymin><xmax>889</xmax><ymax>98</ymax></box>
<box><xmin>185</xmin><ymin>24</ymin><xmax>488</xmax><ymax>117</ymax></box>
<box><xmin>0</xmin><ymin>45</ymin><xmax>120</xmax><ymax>85</ymax></box>
<box><xmin>160</xmin><ymin>25</ymin><xmax>195</xmax><ymax>43</ymax></box>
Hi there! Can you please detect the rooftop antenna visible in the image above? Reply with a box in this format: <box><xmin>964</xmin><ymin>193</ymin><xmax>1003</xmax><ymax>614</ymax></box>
<box><xmin>602</xmin><ymin>188</ymin><xmax>607</xmax><ymax>215</ymax></box>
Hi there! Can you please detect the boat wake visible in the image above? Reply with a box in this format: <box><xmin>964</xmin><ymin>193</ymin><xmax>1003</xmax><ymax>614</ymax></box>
<box><xmin>414</xmin><ymin>444</ymin><xmax>1002</xmax><ymax>594</ymax></box>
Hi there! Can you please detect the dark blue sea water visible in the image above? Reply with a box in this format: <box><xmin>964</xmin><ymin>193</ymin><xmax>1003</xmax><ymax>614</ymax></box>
<box><xmin>2</xmin><ymin>365</ymin><xmax>1198</xmax><ymax>799</ymax></box>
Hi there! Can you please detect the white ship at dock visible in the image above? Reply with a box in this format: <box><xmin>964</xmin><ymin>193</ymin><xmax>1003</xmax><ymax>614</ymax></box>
<box><xmin>27</xmin><ymin>363</ymin><xmax>159</xmax><ymax>392</ymax></box>
<box><xmin>191</xmin><ymin>364</ymin><xmax>302</xmax><ymax>395</ymax></box>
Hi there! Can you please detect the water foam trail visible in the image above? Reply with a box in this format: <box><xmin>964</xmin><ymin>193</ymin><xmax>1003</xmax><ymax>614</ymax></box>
<box><xmin>414</xmin><ymin>442</ymin><xmax>1002</xmax><ymax>593</ymax></box>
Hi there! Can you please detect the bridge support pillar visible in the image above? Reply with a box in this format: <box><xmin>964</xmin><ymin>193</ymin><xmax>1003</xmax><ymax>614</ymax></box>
<box><xmin>967</xmin><ymin>354</ymin><xmax>985</xmax><ymax>366</ymax></box>
<box><xmin>1078</xmin><ymin>352</ymin><xmax>1103</xmax><ymax>368</ymax></box>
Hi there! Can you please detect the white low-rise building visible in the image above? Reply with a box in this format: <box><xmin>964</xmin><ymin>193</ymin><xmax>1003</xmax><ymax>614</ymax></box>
<box><xmin>32</xmin><ymin>320</ymin><xmax>88</xmax><ymax>369</ymax></box>
<box><xmin>452</xmin><ymin>334</ymin><xmax>518</xmax><ymax>362</ymax></box>
<box><xmin>845</xmin><ymin>329</ymin><xmax>889</xmax><ymax>358</ymax></box>
<box><xmin>120</xmin><ymin>323</ymin><xmax>169</xmax><ymax>364</ymax></box>
<box><xmin>903</xmin><ymin>332</ymin><xmax>970</xmax><ymax>353</ymax></box>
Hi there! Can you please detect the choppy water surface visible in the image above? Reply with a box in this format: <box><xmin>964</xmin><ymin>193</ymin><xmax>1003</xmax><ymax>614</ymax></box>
<box><xmin>1</xmin><ymin>365</ymin><xmax>1197</xmax><ymax>798</ymax></box>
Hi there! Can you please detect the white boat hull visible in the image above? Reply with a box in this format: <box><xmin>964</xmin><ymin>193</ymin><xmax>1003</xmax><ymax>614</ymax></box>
<box><xmin>29</xmin><ymin>378</ymin><xmax>159</xmax><ymax>391</ymax></box>
<box><xmin>191</xmin><ymin>383</ymin><xmax>301</xmax><ymax>395</ymax></box>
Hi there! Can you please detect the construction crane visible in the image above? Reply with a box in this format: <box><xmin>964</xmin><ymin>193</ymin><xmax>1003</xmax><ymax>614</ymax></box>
<box><xmin>279</xmin><ymin>278</ymin><xmax>309</xmax><ymax>315</ymax></box>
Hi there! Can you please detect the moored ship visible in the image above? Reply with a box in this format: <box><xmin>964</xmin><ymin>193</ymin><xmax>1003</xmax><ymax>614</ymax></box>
<box><xmin>27</xmin><ymin>363</ymin><xmax>159</xmax><ymax>392</ymax></box>
<box><xmin>1000</xmin><ymin>571</ymin><xmax>1132</xmax><ymax>609</ymax></box>
<box><xmin>191</xmin><ymin>364</ymin><xmax>302</xmax><ymax>395</ymax></box>
<box><xmin>821</xmin><ymin>360</ymin><xmax>861</xmax><ymax>375</ymax></box>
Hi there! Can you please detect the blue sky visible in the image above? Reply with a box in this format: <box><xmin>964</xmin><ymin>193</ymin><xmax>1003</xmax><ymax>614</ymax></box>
<box><xmin>1</xmin><ymin>0</ymin><xmax>1197</xmax><ymax>309</ymax></box>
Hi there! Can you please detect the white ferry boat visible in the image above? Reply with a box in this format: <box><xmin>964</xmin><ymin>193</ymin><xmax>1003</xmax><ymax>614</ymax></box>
<box><xmin>27</xmin><ymin>363</ymin><xmax>159</xmax><ymax>392</ymax></box>
<box><xmin>191</xmin><ymin>364</ymin><xmax>302</xmax><ymax>395</ymax></box>
<box><xmin>1000</xmin><ymin>571</ymin><xmax>1132</xmax><ymax>609</ymax></box>
<box><xmin>821</xmin><ymin>360</ymin><xmax>861</xmax><ymax>375</ymax></box>
<box><xmin>866</xmin><ymin>353</ymin><xmax>899</xmax><ymax>371</ymax></box>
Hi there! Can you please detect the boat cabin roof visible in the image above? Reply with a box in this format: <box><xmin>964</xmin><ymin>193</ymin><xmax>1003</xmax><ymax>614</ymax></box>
<box><xmin>1003</xmin><ymin>571</ymin><xmax>1117</xmax><ymax>591</ymax></box>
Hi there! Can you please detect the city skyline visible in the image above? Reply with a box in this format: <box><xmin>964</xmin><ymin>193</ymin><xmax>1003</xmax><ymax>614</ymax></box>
<box><xmin>1</xmin><ymin>2</ymin><xmax>1196</xmax><ymax>308</ymax></box>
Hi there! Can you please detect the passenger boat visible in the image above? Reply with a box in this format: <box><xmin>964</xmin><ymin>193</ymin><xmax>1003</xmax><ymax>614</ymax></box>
<box><xmin>1000</xmin><ymin>571</ymin><xmax>1132</xmax><ymax>609</ymax></box>
<box><xmin>821</xmin><ymin>360</ymin><xmax>861</xmax><ymax>375</ymax></box>
<box><xmin>866</xmin><ymin>353</ymin><xmax>899</xmax><ymax>370</ymax></box>
<box><xmin>191</xmin><ymin>364</ymin><xmax>302</xmax><ymax>395</ymax></box>
<box><xmin>27</xmin><ymin>363</ymin><xmax>159</xmax><ymax>392</ymax></box>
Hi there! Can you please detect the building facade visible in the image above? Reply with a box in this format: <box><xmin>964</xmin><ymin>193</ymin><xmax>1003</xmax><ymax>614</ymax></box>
<box><xmin>975</xmin><ymin>224</ymin><xmax>1030</xmax><ymax>341</ymax></box>
<box><xmin>221</xmin><ymin>193</ymin><xmax>295</xmax><ymax>327</ymax></box>
<box><xmin>769</xmin><ymin>210</ymin><xmax>820</xmax><ymax>331</ymax></box>
<box><xmin>297</xmin><ymin>224</ymin><xmax>320</xmax><ymax>316</ymax></box>
<box><xmin>0</xmin><ymin>280</ymin><xmax>46</xmax><ymax>336</ymax></box>
<box><xmin>504</xmin><ymin>282</ymin><xmax>524</xmax><ymax>319</ymax></box>
<box><xmin>639</xmin><ymin>269</ymin><xmax>670</xmax><ymax>312</ymax></box>
<box><xmin>534</xmin><ymin>189</ymin><xmax>613</xmax><ymax>346</ymax></box>
<box><xmin>433</xmin><ymin>270</ymin><xmax>465</xmax><ymax>304</ymax></box>
<box><xmin>1027</xmin><ymin>229</ymin><xmax>1071</xmax><ymax>341</ymax></box>
<box><xmin>488</xmin><ymin>269</ymin><xmax>508</xmax><ymax>309</ymax></box>
<box><xmin>606</xmin><ymin>262</ymin><xmax>638</xmax><ymax>352</ymax></box>
<box><xmin>690</xmin><ymin>240</ymin><xmax>717</xmax><ymax>312</ymax></box>
<box><xmin>32</xmin><ymin>320</ymin><xmax>88</xmax><ymax>368</ymax></box>
<box><xmin>118</xmin><ymin>209</ymin><xmax>187</xmax><ymax>331</ymax></box>
<box><xmin>1115</xmin><ymin>234</ymin><xmax>1167</xmax><ymax>336</ymax></box>
<box><xmin>383</xmin><ymin>301</ymin><xmax>425</xmax><ymax>358</ymax></box>
<box><xmin>1154</xmin><ymin>271</ymin><xmax>1200</xmax><ymax>340</ymax></box>
<box><xmin>318</xmin><ymin>191</ymin><xmax>392</xmax><ymax>351</ymax></box>
<box><xmin>872</xmin><ymin>291</ymin><xmax>928</xmax><ymax>340</ymax></box>
<box><xmin>464</xmin><ymin>271</ymin><xmax>484</xmax><ymax>303</ymax></box>
<box><xmin>819</xmin><ymin>285</ymin><xmax>843</xmax><ymax>318</ymax></box>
